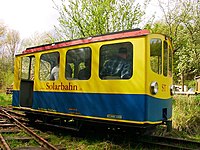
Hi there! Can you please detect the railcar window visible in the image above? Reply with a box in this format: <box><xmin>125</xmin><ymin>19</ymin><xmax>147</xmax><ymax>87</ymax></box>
<box><xmin>150</xmin><ymin>39</ymin><xmax>162</xmax><ymax>74</ymax></box>
<box><xmin>21</xmin><ymin>56</ymin><xmax>35</xmax><ymax>80</ymax></box>
<box><xmin>39</xmin><ymin>52</ymin><xmax>60</xmax><ymax>81</ymax></box>
<box><xmin>66</xmin><ymin>47</ymin><xmax>91</xmax><ymax>80</ymax></box>
<box><xmin>163</xmin><ymin>41</ymin><xmax>168</xmax><ymax>76</ymax></box>
<box><xmin>169</xmin><ymin>45</ymin><xmax>172</xmax><ymax>77</ymax></box>
<box><xmin>99</xmin><ymin>42</ymin><xmax>133</xmax><ymax>79</ymax></box>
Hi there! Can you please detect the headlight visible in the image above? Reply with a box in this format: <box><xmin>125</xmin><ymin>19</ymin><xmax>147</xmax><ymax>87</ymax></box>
<box><xmin>170</xmin><ymin>85</ymin><xmax>175</xmax><ymax>96</ymax></box>
<box><xmin>150</xmin><ymin>81</ymin><xmax>158</xmax><ymax>95</ymax></box>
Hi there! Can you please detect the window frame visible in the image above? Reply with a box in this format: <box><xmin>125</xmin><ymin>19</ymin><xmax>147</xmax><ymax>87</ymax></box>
<box><xmin>163</xmin><ymin>41</ymin><xmax>168</xmax><ymax>76</ymax></box>
<box><xmin>21</xmin><ymin>55</ymin><xmax>35</xmax><ymax>80</ymax></box>
<box><xmin>39</xmin><ymin>52</ymin><xmax>60</xmax><ymax>81</ymax></box>
<box><xmin>150</xmin><ymin>38</ymin><xmax>163</xmax><ymax>75</ymax></box>
<box><xmin>66</xmin><ymin>47</ymin><xmax>92</xmax><ymax>80</ymax></box>
<box><xmin>99</xmin><ymin>42</ymin><xmax>133</xmax><ymax>80</ymax></box>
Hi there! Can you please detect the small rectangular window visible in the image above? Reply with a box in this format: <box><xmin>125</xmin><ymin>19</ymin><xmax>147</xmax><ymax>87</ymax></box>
<box><xmin>21</xmin><ymin>56</ymin><xmax>35</xmax><ymax>80</ymax></box>
<box><xmin>150</xmin><ymin>39</ymin><xmax>162</xmax><ymax>74</ymax></box>
<box><xmin>169</xmin><ymin>45</ymin><xmax>172</xmax><ymax>77</ymax></box>
<box><xmin>99</xmin><ymin>42</ymin><xmax>133</xmax><ymax>79</ymax></box>
<box><xmin>39</xmin><ymin>52</ymin><xmax>59</xmax><ymax>81</ymax></box>
<box><xmin>66</xmin><ymin>47</ymin><xmax>91</xmax><ymax>80</ymax></box>
<box><xmin>163</xmin><ymin>41</ymin><xmax>168</xmax><ymax>76</ymax></box>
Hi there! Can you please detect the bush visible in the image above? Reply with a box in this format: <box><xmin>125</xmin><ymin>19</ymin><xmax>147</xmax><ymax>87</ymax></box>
<box><xmin>184</xmin><ymin>80</ymin><xmax>196</xmax><ymax>89</ymax></box>
<box><xmin>0</xmin><ymin>70</ymin><xmax>14</xmax><ymax>90</ymax></box>
<box><xmin>173</xmin><ymin>95</ymin><xmax>200</xmax><ymax>135</ymax></box>
<box><xmin>0</xmin><ymin>93</ymin><xmax>12</xmax><ymax>107</ymax></box>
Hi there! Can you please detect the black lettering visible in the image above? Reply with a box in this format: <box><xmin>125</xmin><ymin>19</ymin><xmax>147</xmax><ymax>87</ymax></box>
<box><xmin>46</xmin><ymin>82</ymin><xmax>78</xmax><ymax>91</ymax></box>
<box><xmin>73</xmin><ymin>85</ymin><xmax>78</xmax><ymax>90</ymax></box>
<box><xmin>46</xmin><ymin>82</ymin><xmax>50</xmax><ymax>90</ymax></box>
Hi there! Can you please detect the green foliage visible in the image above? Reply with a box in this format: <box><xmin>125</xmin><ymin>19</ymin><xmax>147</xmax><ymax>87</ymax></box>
<box><xmin>54</xmin><ymin>0</ymin><xmax>146</xmax><ymax>40</ymax></box>
<box><xmin>0</xmin><ymin>22</ymin><xmax>19</xmax><ymax>91</ymax></box>
<box><xmin>146</xmin><ymin>0</ymin><xmax>200</xmax><ymax>84</ymax></box>
<box><xmin>0</xmin><ymin>68</ymin><xmax>14</xmax><ymax>90</ymax></box>
<box><xmin>155</xmin><ymin>95</ymin><xmax>200</xmax><ymax>142</ymax></box>
<box><xmin>0</xmin><ymin>93</ymin><xmax>12</xmax><ymax>106</ymax></box>
<box><xmin>184</xmin><ymin>80</ymin><xmax>196</xmax><ymax>89</ymax></box>
<box><xmin>20</xmin><ymin>32</ymin><xmax>55</xmax><ymax>52</ymax></box>
<box><xmin>173</xmin><ymin>95</ymin><xmax>200</xmax><ymax>135</ymax></box>
<box><xmin>0</xmin><ymin>21</ymin><xmax>7</xmax><ymax>47</ymax></box>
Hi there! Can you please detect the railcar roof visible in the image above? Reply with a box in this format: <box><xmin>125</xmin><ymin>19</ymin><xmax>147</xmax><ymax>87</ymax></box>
<box><xmin>22</xmin><ymin>29</ymin><xmax>150</xmax><ymax>54</ymax></box>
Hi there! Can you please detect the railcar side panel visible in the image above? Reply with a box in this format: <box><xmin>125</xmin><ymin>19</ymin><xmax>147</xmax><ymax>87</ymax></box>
<box><xmin>12</xmin><ymin>91</ymin><xmax>171</xmax><ymax>123</ymax></box>
<box><xmin>12</xmin><ymin>30</ymin><xmax>173</xmax><ymax>127</ymax></box>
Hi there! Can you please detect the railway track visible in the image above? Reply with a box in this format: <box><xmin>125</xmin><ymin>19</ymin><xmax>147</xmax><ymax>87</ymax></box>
<box><xmin>1</xmin><ymin>106</ymin><xmax>200</xmax><ymax>149</ymax></box>
<box><xmin>0</xmin><ymin>107</ymin><xmax>59</xmax><ymax>150</ymax></box>
<box><xmin>138</xmin><ymin>135</ymin><xmax>200</xmax><ymax>150</ymax></box>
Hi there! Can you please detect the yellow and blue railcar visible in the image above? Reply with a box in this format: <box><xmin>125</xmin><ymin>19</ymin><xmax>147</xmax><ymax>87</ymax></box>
<box><xmin>12</xmin><ymin>29</ymin><xmax>173</xmax><ymax>131</ymax></box>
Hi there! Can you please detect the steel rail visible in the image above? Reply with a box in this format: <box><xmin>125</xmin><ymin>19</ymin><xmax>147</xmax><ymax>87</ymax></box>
<box><xmin>150</xmin><ymin>135</ymin><xmax>200</xmax><ymax>147</ymax></box>
<box><xmin>0</xmin><ymin>107</ymin><xmax>58</xmax><ymax>150</ymax></box>
<box><xmin>0</xmin><ymin>133</ymin><xmax>11</xmax><ymax>150</ymax></box>
<box><xmin>140</xmin><ymin>139</ymin><xmax>195</xmax><ymax>150</ymax></box>
<box><xmin>139</xmin><ymin>135</ymin><xmax>200</xmax><ymax>150</ymax></box>
<box><xmin>6</xmin><ymin>109</ymin><xmax>26</xmax><ymax>117</ymax></box>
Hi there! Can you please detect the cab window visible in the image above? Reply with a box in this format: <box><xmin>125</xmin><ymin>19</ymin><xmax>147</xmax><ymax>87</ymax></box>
<box><xmin>163</xmin><ymin>41</ymin><xmax>168</xmax><ymax>76</ymax></box>
<box><xmin>21</xmin><ymin>56</ymin><xmax>35</xmax><ymax>80</ymax></box>
<box><xmin>150</xmin><ymin>39</ymin><xmax>162</xmax><ymax>74</ymax></box>
<box><xmin>169</xmin><ymin>45</ymin><xmax>172</xmax><ymax>77</ymax></box>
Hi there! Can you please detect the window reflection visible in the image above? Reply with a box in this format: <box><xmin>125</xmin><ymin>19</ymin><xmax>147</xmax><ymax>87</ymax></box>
<box><xmin>150</xmin><ymin>39</ymin><xmax>162</xmax><ymax>74</ymax></box>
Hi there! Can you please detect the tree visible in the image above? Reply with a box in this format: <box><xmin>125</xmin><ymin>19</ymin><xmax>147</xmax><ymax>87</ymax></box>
<box><xmin>0</xmin><ymin>22</ymin><xmax>7</xmax><ymax>56</ymax></box>
<box><xmin>0</xmin><ymin>22</ymin><xmax>6</xmax><ymax>44</ymax></box>
<box><xmin>0</xmin><ymin>22</ymin><xmax>56</xmax><ymax>89</ymax></box>
<box><xmin>53</xmin><ymin>0</ymin><xmax>148</xmax><ymax>40</ymax></box>
<box><xmin>4</xmin><ymin>29</ymin><xmax>21</xmax><ymax>70</ymax></box>
<box><xmin>0</xmin><ymin>27</ymin><xmax>20</xmax><ymax>89</ymax></box>
<box><xmin>18</xmin><ymin>31</ymin><xmax>57</xmax><ymax>54</ymax></box>
<box><xmin>0</xmin><ymin>23</ymin><xmax>22</xmax><ymax>88</ymax></box>
<box><xmin>146</xmin><ymin>0</ymin><xmax>200</xmax><ymax>88</ymax></box>
<box><xmin>0</xmin><ymin>22</ymin><xmax>7</xmax><ymax>89</ymax></box>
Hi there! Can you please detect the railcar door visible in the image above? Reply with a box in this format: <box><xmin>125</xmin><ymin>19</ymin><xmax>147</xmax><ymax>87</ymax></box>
<box><xmin>146</xmin><ymin>34</ymin><xmax>173</xmax><ymax>124</ymax></box>
<box><xmin>19</xmin><ymin>56</ymin><xmax>35</xmax><ymax>107</ymax></box>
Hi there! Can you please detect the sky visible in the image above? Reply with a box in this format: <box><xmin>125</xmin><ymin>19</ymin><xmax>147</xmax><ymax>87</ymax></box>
<box><xmin>0</xmin><ymin>0</ymin><xmax>162</xmax><ymax>40</ymax></box>
<box><xmin>0</xmin><ymin>0</ymin><xmax>60</xmax><ymax>39</ymax></box>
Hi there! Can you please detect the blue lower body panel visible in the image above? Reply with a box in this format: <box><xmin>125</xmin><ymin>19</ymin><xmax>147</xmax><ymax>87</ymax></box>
<box><xmin>12</xmin><ymin>91</ymin><xmax>172</xmax><ymax>122</ymax></box>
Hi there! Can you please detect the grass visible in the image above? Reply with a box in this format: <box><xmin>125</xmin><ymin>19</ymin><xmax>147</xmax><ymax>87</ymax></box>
<box><xmin>155</xmin><ymin>95</ymin><xmax>200</xmax><ymax>142</ymax></box>
<box><xmin>173</xmin><ymin>95</ymin><xmax>200</xmax><ymax>134</ymax></box>
<box><xmin>8</xmin><ymin>139</ymin><xmax>38</xmax><ymax>149</ymax></box>
<box><xmin>0</xmin><ymin>93</ymin><xmax>12</xmax><ymax>107</ymax></box>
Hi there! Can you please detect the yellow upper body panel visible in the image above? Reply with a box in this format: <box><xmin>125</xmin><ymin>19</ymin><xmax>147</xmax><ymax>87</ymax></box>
<box><xmin>13</xmin><ymin>33</ymin><xmax>172</xmax><ymax>99</ymax></box>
